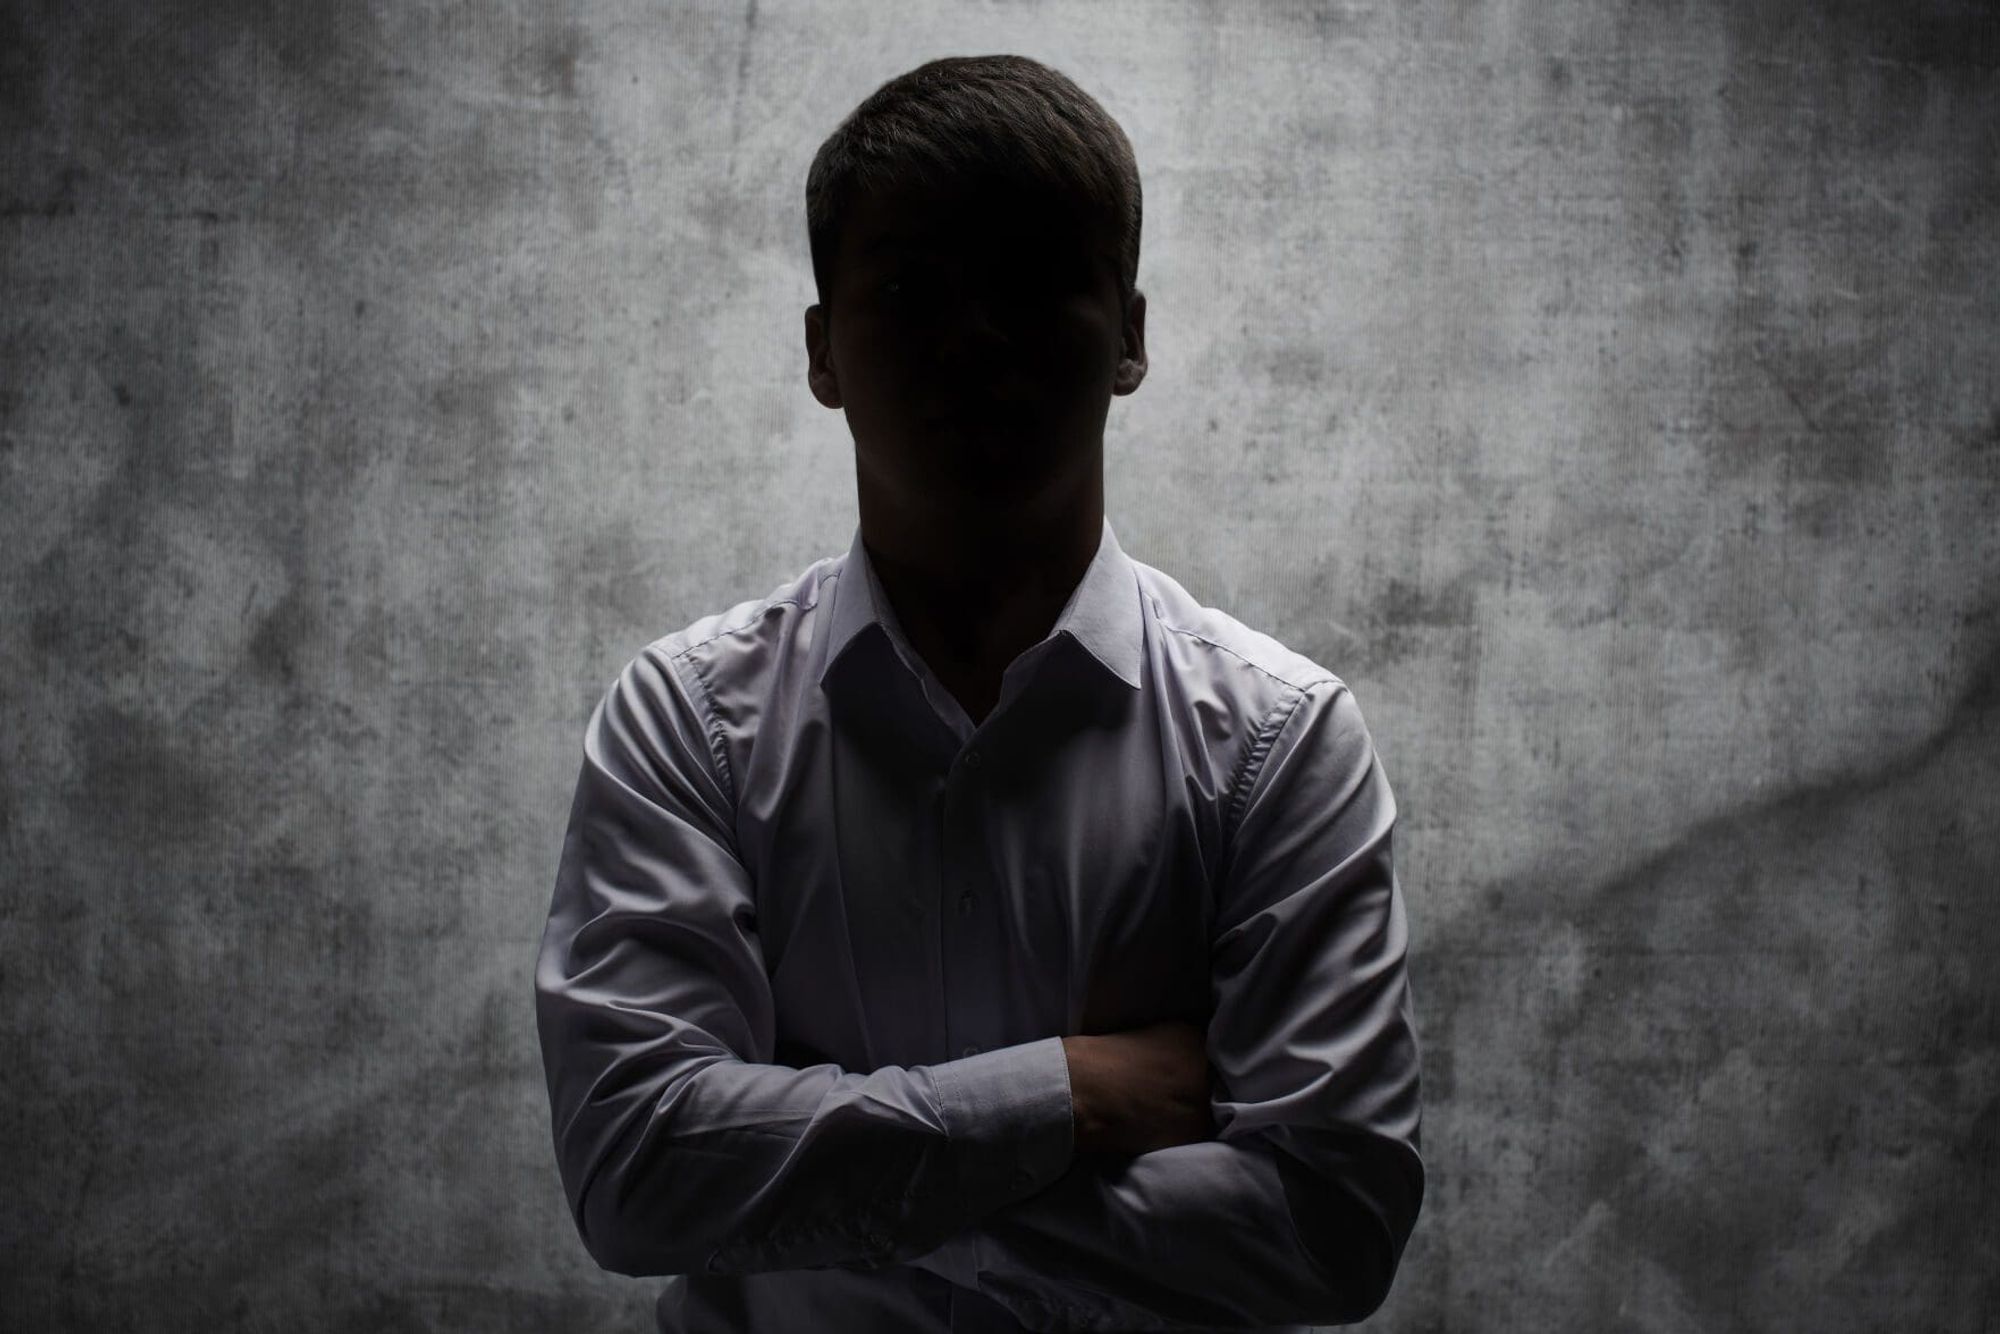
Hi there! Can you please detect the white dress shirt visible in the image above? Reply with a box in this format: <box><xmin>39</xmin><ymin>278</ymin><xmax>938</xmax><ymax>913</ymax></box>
<box><xmin>534</xmin><ymin>515</ymin><xmax>1424</xmax><ymax>1332</ymax></box>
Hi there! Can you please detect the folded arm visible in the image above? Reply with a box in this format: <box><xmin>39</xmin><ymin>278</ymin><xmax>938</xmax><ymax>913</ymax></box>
<box><xmin>896</xmin><ymin>678</ymin><xmax>1428</xmax><ymax>1329</ymax></box>
<box><xmin>533</xmin><ymin>646</ymin><xmax>1076</xmax><ymax>1278</ymax></box>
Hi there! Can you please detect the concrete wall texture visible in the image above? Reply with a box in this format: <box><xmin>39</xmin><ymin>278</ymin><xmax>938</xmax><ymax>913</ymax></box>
<box><xmin>3</xmin><ymin>1</ymin><xmax>1994</xmax><ymax>1329</ymax></box>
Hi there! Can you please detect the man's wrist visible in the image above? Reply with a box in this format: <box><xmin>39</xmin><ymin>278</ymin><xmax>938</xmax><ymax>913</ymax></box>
<box><xmin>1060</xmin><ymin>1035</ymin><xmax>1098</xmax><ymax>1152</ymax></box>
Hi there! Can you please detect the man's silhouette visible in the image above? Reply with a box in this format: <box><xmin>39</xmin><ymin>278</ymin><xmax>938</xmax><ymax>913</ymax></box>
<box><xmin>536</xmin><ymin>53</ymin><xmax>1423</xmax><ymax>1333</ymax></box>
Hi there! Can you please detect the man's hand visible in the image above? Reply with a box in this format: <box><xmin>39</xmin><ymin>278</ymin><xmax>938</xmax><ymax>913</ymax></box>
<box><xmin>1061</xmin><ymin>1019</ymin><xmax>1217</xmax><ymax>1157</ymax></box>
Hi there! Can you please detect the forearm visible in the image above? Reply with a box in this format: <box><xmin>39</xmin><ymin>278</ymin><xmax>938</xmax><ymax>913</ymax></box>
<box><xmin>546</xmin><ymin>1035</ymin><xmax>1074</xmax><ymax>1278</ymax></box>
<box><xmin>900</xmin><ymin>1131</ymin><xmax>1373</xmax><ymax>1330</ymax></box>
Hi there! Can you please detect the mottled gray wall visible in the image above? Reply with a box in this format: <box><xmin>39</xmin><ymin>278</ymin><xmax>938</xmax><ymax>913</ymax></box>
<box><xmin>2</xmin><ymin>1</ymin><xmax>1994</xmax><ymax>1329</ymax></box>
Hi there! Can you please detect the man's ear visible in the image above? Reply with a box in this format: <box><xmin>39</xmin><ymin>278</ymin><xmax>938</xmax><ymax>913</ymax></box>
<box><xmin>805</xmin><ymin>305</ymin><xmax>842</xmax><ymax>409</ymax></box>
<box><xmin>1113</xmin><ymin>289</ymin><xmax>1148</xmax><ymax>397</ymax></box>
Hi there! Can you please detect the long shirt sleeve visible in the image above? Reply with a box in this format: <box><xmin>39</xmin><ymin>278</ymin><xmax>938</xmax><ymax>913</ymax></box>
<box><xmin>533</xmin><ymin>647</ymin><xmax>1077</xmax><ymax>1279</ymax></box>
<box><xmin>895</xmin><ymin>679</ymin><xmax>1425</xmax><ymax>1329</ymax></box>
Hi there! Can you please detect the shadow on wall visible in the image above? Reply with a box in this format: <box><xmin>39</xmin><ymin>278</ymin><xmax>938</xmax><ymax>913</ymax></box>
<box><xmin>1416</xmin><ymin>625</ymin><xmax>1999</xmax><ymax>1326</ymax></box>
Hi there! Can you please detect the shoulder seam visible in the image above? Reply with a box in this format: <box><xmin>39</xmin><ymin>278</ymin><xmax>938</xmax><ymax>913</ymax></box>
<box><xmin>1222</xmin><ymin>690</ymin><xmax>1301</xmax><ymax>844</ymax></box>
<box><xmin>1220</xmin><ymin>677</ymin><xmax>1344</xmax><ymax>848</ymax></box>
<box><xmin>1155</xmin><ymin>616</ymin><xmax>1337</xmax><ymax>694</ymax></box>
<box><xmin>658</xmin><ymin>556</ymin><xmax>837</xmax><ymax>658</ymax></box>
<box><xmin>672</xmin><ymin>592</ymin><xmax>822</xmax><ymax>657</ymax></box>
<box><xmin>660</xmin><ymin>646</ymin><xmax>740</xmax><ymax>822</ymax></box>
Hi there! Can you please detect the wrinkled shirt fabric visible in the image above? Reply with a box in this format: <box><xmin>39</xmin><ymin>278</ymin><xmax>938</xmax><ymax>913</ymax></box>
<box><xmin>534</xmin><ymin>515</ymin><xmax>1425</xmax><ymax>1332</ymax></box>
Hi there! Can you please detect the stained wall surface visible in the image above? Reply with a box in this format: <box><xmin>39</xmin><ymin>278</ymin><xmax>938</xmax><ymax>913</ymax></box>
<box><xmin>2</xmin><ymin>2</ymin><xmax>1995</xmax><ymax>1330</ymax></box>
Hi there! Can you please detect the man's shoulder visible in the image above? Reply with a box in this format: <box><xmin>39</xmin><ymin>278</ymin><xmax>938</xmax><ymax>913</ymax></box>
<box><xmin>639</xmin><ymin>551</ymin><xmax>839</xmax><ymax>670</ymax></box>
<box><xmin>1132</xmin><ymin>558</ymin><xmax>1344</xmax><ymax>702</ymax></box>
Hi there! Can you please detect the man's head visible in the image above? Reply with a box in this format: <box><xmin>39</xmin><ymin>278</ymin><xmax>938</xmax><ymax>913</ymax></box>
<box><xmin>803</xmin><ymin>55</ymin><xmax>1147</xmax><ymax>523</ymax></box>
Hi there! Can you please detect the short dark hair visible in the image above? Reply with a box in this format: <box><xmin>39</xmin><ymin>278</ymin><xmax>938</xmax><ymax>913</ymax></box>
<box><xmin>805</xmin><ymin>54</ymin><xmax>1142</xmax><ymax>325</ymax></box>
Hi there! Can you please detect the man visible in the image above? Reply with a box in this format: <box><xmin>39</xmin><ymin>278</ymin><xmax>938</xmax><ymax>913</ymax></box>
<box><xmin>535</xmin><ymin>53</ymin><xmax>1424</xmax><ymax>1332</ymax></box>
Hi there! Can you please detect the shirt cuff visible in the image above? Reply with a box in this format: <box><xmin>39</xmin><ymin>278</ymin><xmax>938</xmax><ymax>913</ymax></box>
<box><xmin>930</xmin><ymin>1035</ymin><xmax>1075</xmax><ymax>1219</ymax></box>
<box><xmin>931</xmin><ymin>1227</ymin><xmax>984</xmax><ymax>1292</ymax></box>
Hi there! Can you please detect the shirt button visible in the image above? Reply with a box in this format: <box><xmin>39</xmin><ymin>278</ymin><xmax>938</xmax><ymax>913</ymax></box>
<box><xmin>963</xmin><ymin>748</ymin><xmax>982</xmax><ymax>769</ymax></box>
<box><xmin>1013</xmin><ymin>1169</ymin><xmax>1031</xmax><ymax>1190</ymax></box>
<box><xmin>958</xmin><ymin>892</ymin><xmax>974</xmax><ymax>915</ymax></box>
<box><xmin>962</xmin><ymin>1044</ymin><xmax>981</xmax><ymax>1057</ymax></box>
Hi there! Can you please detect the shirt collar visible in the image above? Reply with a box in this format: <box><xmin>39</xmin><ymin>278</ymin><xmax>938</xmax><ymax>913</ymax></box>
<box><xmin>816</xmin><ymin>514</ymin><xmax>1144</xmax><ymax>696</ymax></box>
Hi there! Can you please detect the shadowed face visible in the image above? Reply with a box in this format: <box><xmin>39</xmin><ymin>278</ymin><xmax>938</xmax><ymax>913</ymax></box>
<box><xmin>805</xmin><ymin>176</ymin><xmax>1146</xmax><ymax>516</ymax></box>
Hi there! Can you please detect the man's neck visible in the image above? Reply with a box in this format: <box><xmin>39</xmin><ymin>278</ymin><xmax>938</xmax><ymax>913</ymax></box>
<box><xmin>861</xmin><ymin>492</ymin><xmax>1103</xmax><ymax>677</ymax></box>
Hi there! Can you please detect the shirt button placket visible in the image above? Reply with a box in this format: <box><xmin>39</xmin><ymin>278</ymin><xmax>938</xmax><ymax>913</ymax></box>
<box><xmin>944</xmin><ymin>742</ymin><xmax>987</xmax><ymax>1069</ymax></box>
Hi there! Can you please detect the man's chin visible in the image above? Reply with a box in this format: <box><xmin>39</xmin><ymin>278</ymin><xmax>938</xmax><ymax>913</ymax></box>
<box><xmin>931</xmin><ymin>412</ymin><xmax>1025</xmax><ymax>440</ymax></box>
